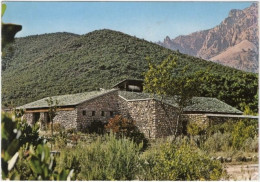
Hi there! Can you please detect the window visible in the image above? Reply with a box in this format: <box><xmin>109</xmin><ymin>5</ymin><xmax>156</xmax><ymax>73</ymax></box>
<box><xmin>101</xmin><ymin>111</ymin><xmax>105</xmax><ymax>116</ymax></box>
<box><xmin>92</xmin><ymin>111</ymin><xmax>95</xmax><ymax>116</ymax></box>
<box><xmin>82</xmin><ymin>110</ymin><xmax>86</xmax><ymax>116</ymax></box>
<box><xmin>110</xmin><ymin>111</ymin><xmax>114</xmax><ymax>117</ymax></box>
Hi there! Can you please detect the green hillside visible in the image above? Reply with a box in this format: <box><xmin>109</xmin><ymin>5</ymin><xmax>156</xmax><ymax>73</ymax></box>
<box><xmin>2</xmin><ymin>29</ymin><xmax>258</xmax><ymax>112</ymax></box>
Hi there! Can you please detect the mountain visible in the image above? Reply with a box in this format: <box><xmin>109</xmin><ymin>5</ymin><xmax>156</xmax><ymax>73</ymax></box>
<box><xmin>158</xmin><ymin>3</ymin><xmax>258</xmax><ymax>73</ymax></box>
<box><xmin>1</xmin><ymin>29</ymin><xmax>258</xmax><ymax>112</ymax></box>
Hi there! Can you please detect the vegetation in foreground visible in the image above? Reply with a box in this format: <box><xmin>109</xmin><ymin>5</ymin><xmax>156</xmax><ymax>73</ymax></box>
<box><xmin>2</xmin><ymin>111</ymin><xmax>258</xmax><ymax>180</ymax></box>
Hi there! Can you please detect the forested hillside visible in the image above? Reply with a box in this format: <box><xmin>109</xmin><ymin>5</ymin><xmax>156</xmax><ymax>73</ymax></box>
<box><xmin>2</xmin><ymin>29</ymin><xmax>258</xmax><ymax>112</ymax></box>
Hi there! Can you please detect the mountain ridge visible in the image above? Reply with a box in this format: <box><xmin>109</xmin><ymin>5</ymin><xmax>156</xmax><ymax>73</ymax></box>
<box><xmin>158</xmin><ymin>3</ymin><xmax>258</xmax><ymax>73</ymax></box>
<box><xmin>2</xmin><ymin>29</ymin><xmax>258</xmax><ymax>112</ymax></box>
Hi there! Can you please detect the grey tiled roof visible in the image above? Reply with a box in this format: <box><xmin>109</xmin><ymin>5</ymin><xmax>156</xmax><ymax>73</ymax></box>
<box><xmin>18</xmin><ymin>89</ymin><xmax>117</xmax><ymax>109</ymax></box>
<box><xmin>119</xmin><ymin>91</ymin><xmax>242</xmax><ymax>114</ymax></box>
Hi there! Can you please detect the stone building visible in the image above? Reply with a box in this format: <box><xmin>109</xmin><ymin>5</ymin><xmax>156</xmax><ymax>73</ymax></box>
<box><xmin>19</xmin><ymin>79</ymin><xmax>254</xmax><ymax>139</ymax></box>
<box><xmin>20</xmin><ymin>89</ymin><xmax>119</xmax><ymax>131</ymax></box>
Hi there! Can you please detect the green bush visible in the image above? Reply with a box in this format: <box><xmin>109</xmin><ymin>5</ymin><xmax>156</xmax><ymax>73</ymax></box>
<box><xmin>1</xmin><ymin>112</ymin><xmax>72</xmax><ymax>180</ymax></box>
<box><xmin>203</xmin><ymin>119</ymin><xmax>258</xmax><ymax>152</ymax></box>
<box><xmin>187</xmin><ymin>122</ymin><xmax>206</xmax><ymax>136</ymax></box>
<box><xmin>232</xmin><ymin>120</ymin><xmax>256</xmax><ymax>150</ymax></box>
<box><xmin>57</xmin><ymin>133</ymin><xmax>142</xmax><ymax>180</ymax></box>
<box><xmin>10</xmin><ymin>143</ymin><xmax>72</xmax><ymax>180</ymax></box>
<box><xmin>203</xmin><ymin>132</ymin><xmax>232</xmax><ymax>152</ymax></box>
<box><xmin>242</xmin><ymin>136</ymin><xmax>258</xmax><ymax>152</ymax></box>
<box><xmin>105</xmin><ymin>115</ymin><xmax>149</xmax><ymax>150</ymax></box>
<box><xmin>140</xmin><ymin>141</ymin><xmax>223</xmax><ymax>180</ymax></box>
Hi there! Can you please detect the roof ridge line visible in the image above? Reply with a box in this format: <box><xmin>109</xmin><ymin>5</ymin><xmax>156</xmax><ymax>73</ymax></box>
<box><xmin>118</xmin><ymin>94</ymin><xmax>154</xmax><ymax>102</ymax></box>
<box><xmin>76</xmin><ymin>89</ymin><xmax>118</xmax><ymax>106</ymax></box>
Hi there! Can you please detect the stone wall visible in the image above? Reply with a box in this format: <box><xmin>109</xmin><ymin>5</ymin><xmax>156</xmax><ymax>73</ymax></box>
<box><xmin>118</xmin><ymin>97</ymin><xmax>182</xmax><ymax>138</ymax></box>
<box><xmin>118</xmin><ymin>97</ymin><xmax>157</xmax><ymax>138</ymax></box>
<box><xmin>53</xmin><ymin>110</ymin><xmax>77</xmax><ymax>130</ymax></box>
<box><xmin>76</xmin><ymin>90</ymin><xmax>119</xmax><ymax>130</ymax></box>
<box><xmin>23</xmin><ymin>113</ymin><xmax>33</xmax><ymax>125</ymax></box>
<box><xmin>207</xmin><ymin>116</ymin><xmax>243</xmax><ymax>125</ymax></box>
<box><xmin>181</xmin><ymin>114</ymin><xmax>209</xmax><ymax>126</ymax></box>
<box><xmin>154</xmin><ymin>101</ymin><xmax>179</xmax><ymax>138</ymax></box>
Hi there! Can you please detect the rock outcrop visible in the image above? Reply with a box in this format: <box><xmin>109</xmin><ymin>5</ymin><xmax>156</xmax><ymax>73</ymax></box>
<box><xmin>158</xmin><ymin>3</ymin><xmax>258</xmax><ymax>73</ymax></box>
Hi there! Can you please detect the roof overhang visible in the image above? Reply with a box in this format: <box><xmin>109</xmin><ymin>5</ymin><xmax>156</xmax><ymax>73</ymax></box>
<box><xmin>183</xmin><ymin>111</ymin><xmax>243</xmax><ymax>115</ymax></box>
<box><xmin>205</xmin><ymin>114</ymin><xmax>258</xmax><ymax>119</ymax></box>
<box><xmin>23</xmin><ymin>105</ymin><xmax>76</xmax><ymax>113</ymax></box>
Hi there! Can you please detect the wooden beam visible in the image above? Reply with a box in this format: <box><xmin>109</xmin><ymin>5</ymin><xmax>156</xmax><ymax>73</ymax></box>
<box><xmin>25</xmin><ymin>107</ymin><xmax>75</xmax><ymax>113</ymax></box>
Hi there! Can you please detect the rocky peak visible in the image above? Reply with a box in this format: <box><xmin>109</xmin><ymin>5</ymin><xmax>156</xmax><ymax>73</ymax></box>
<box><xmin>228</xmin><ymin>9</ymin><xmax>245</xmax><ymax>18</ymax></box>
<box><xmin>158</xmin><ymin>3</ymin><xmax>258</xmax><ymax>73</ymax></box>
<box><xmin>165</xmin><ymin>36</ymin><xmax>171</xmax><ymax>42</ymax></box>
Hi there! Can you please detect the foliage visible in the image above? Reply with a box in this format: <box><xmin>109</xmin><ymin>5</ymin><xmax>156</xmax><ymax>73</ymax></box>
<box><xmin>105</xmin><ymin>115</ymin><xmax>149</xmax><ymax>150</ymax></box>
<box><xmin>232</xmin><ymin>120</ymin><xmax>257</xmax><ymax>150</ymax></box>
<box><xmin>203</xmin><ymin>132</ymin><xmax>233</xmax><ymax>152</ymax></box>
<box><xmin>1</xmin><ymin>29</ymin><xmax>257</xmax><ymax>113</ymax></box>
<box><xmin>1</xmin><ymin>112</ymin><xmax>22</xmax><ymax>179</ymax></box>
<box><xmin>242</xmin><ymin>136</ymin><xmax>258</xmax><ymax>152</ymax></box>
<box><xmin>198</xmin><ymin>72</ymin><xmax>258</xmax><ymax>112</ymax></box>
<box><xmin>46</xmin><ymin>97</ymin><xmax>59</xmax><ymax>150</ymax></box>
<box><xmin>84</xmin><ymin>120</ymin><xmax>106</xmax><ymax>134</ymax></box>
<box><xmin>1</xmin><ymin>4</ymin><xmax>22</xmax><ymax>49</ymax></box>
<box><xmin>202</xmin><ymin>119</ymin><xmax>258</xmax><ymax>152</ymax></box>
<box><xmin>57</xmin><ymin>133</ymin><xmax>142</xmax><ymax>180</ymax></box>
<box><xmin>144</xmin><ymin>55</ymin><xmax>205</xmax><ymax>135</ymax></box>
<box><xmin>105</xmin><ymin>115</ymin><xmax>136</xmax><ymax>136</ymax></box>
<box><xmin>1</xmin><ymin>112</ymin><xmax>72</xmax><ymax>180</ymax></box>
<box><xmin>187</xmin><ymin>122</ymin><xmax>206</xmax><ymax>136</ymax></box>
<box><xmin>10</xmin><ymin>144</ymin><xmax>72</xmax><ymax>180</ymax></box>
<box><xmin>140</xmin><ymin>141</ymin><xmax>223</xmax><ymax>180</ymax></box>
<box><xmin>144</xmin><ymin>55</ymin><xmax>204</xmax><ymax>105</ymax></box>
<box><xmin>1</xmin><ymin>111</ymin><xmax>42</xmax><ymax>179</ymax></box>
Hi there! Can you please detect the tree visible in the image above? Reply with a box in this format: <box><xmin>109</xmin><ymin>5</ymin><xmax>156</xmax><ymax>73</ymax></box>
<box><xmin>45</xmin><ymin>97</ymin><xmax>59</xmax><ymax>150</ymax></box>
<box><xmin>144</xmin><ymin>55</ymin><xmax>204</xmax><ymax>137</ymax></box>
<box><xmin>2</xmin><ymin>4</ymin><xmax>22</xmax><ymax>49</ymax></box>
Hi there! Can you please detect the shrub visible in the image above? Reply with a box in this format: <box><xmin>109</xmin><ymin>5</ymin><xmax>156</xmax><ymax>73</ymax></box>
<box><xmin>232</xmin><ymin>120</ymin><xmax>256</xmax><ymax>150</ymax></box>
<box><xmin>10</xmin><ymin>143</ymin><xmax>72</xmax><ymax>180</ymax></box>
<box><xmin>105</xmin><ymin>115</ymin><xmax>149</xmax><ymax>150</ymax></box>
<box><xmin>204</xmin><ymin>119</ymin><xmax>258</xmax><ymax>152</ymax></box>
<box><xmin>203</xmin><ymin>132</ymin><xmax>232</xmax><ymax>152</ymax></box>
<box><xmin>242</xmin><ymin>136</ymin><xmax>258</xmax><ymax>152</ymax></box>
<box><xmin>206</xmin><ymin>119</ymin><xmax>234</xmax><ymax>136</ymax></box>
<box><xmin>1</xmin><ymin>112</ymin><xmax>72</xmax><ymax>180</ymax></box>
<box><xmin>187</xmin><ymin>122</ymin><xmax>206</xmax><ymax>136</ymax></box>
<box><xmin>85</xmin><ymin>120</ymin><xmax>106</xmax><ymax>134</ymax></box>
<box><xmin>57</xmin><ymin>133</ymin><xmax>142</xmax><ymax>180</ymax></box>
<box><xmin>140</xmin><ymin>141</ymin><xmax>223</xmax><ymax>180</ymax></box>
<box><xmin>54</xmin><ymin>135</ymin><xmax>67</xmax><ymax>149</ymax></box>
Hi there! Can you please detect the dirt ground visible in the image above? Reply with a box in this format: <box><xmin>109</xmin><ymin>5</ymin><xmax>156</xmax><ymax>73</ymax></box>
<box><xmin>224</xmin><ymin>163</ymin><xmax>258</xmax><ymax>181</ymax></box>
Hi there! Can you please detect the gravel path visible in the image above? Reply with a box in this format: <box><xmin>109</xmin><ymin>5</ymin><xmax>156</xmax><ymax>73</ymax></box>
<box><xmin>225</xmin><ymin>164</ymin><xmax>258</xmax><ymax>181</ymax></box>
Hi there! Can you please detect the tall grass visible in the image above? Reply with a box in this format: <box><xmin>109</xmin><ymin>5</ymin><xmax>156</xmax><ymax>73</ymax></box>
<box><xmin>57</xmin><ymin>133</ymin><xmax>142</xmax><ymax>180</ymax></box>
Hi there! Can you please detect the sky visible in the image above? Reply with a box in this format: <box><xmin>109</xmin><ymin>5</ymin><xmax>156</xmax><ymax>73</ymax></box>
<box><xmin>2</xmin><ymin>1</ymin><xmax>253</xmax><ymax>42</ymax></box>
